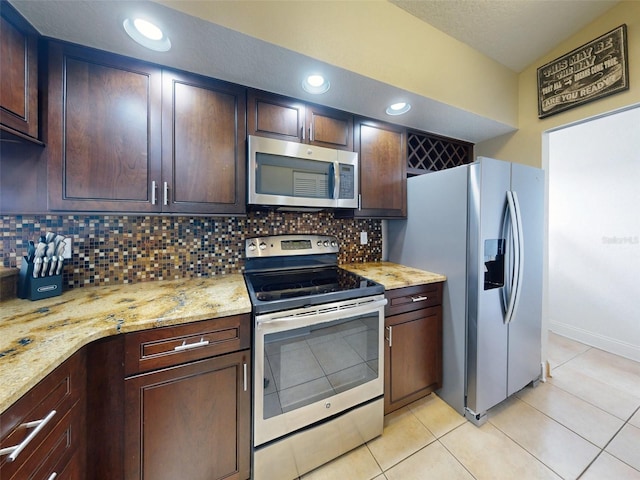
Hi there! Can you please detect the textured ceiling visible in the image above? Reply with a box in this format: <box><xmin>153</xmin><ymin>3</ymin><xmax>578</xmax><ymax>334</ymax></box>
<box><xmin>391</xmin><ymin>0</ymin><xmax>619</xmax><ymax>72</ymax></box>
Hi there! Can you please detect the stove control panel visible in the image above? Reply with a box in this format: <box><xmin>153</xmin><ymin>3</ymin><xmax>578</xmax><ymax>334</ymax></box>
<box><xmin>245</xmin><ymin>234</ymin><xmax>339</xmax><ymax>258</ymax></box>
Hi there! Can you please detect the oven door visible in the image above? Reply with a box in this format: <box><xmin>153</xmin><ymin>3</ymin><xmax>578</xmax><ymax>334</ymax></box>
<box><xmin>254</xmin><ymin>295</ymin><xmax>386</xmax><ymax>447</ymax></box>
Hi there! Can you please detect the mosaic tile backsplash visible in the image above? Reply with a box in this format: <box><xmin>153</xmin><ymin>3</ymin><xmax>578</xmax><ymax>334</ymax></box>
<box><xmin>0</xmin><ymin>211</ymin><xmax>382</xmax><ymax>289</ymax></box>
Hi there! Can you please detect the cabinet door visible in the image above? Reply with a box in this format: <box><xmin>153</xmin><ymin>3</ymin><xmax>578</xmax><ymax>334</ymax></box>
<box><xmin>124</xmin><ymin>350</ymin><xmax>251</xmax><ymax>480</ymax></box>
<box><xmin>162</xmin><ymin>71</ymin><xmax>246</xmax><ymax>214</ymax></box>
<box><xmin>355</xmin><ymin>119</ymin><xmax>407</xmax><ymax>218</ymax></box>
<box><xmin>0</xmin><ymin>4</ymin><xmax>39</xmax><ymax>141</ymax></box>
<box><xmin>47</xmin><ymin>42</ymin><xmax>162</xmax><ymax>212</ymax></box>
<box><xmin>306</xmin><ymin>104</ymin><xmax>353</xmax><ymax>151</ymax></box>
<box><xmin>384</xmin><ymin>306</ymin><xmax>442</xmax><ymax>414</ymax></box>
<box><xmin>247</xmin><ymin>90</ymin><xmax>305</xmax><ymax>143</ymax></box>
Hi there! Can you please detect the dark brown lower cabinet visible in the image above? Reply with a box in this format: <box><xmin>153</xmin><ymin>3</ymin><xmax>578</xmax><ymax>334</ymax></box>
<box><xmin>0</xmin><ymin>351</ymin><xmax>86</xmax><ymax>480</ymax></box>
<box><xmin>124</xmin><ymin>350</ymin><xmax>251</xmax><ymax>480</ymax></box>
<box><xmin>384</xmin><ymin>283</ymin><xmax>443</xmax><ymax>414</ymax></box>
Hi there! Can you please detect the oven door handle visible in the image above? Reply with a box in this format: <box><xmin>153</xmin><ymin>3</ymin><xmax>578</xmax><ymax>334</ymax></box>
<box><xmin>256</xmin><ymin>298</ymin><xmax>387</xmax><ymax>331</ymax></box>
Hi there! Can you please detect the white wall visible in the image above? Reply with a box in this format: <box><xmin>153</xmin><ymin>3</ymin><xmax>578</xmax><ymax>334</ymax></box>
<box><xmin>547</xmin><ymin>106</ymin><xmax>640</xmax><ymax>362</ymax></box>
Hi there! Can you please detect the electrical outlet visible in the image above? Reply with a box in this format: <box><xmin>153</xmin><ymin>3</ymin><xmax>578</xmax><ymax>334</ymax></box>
<box><xmin>360</xmin><ymin>231</ymin><xmax>368</xmax><ymax>245</ymax></box>
<box><xmin>63</xmin><ymin>238</ymin><xmax>72</xmax><ymax>259</ymax></box>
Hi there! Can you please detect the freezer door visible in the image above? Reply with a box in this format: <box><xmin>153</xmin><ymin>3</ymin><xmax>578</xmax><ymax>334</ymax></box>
<box><xmin>387</xmin><ymin>166</ymin><xmax>469</xmax><ymax>415</ymax></box>
<box><xmin>466</xmin><ymin>158</ymin><xmax>511</xmax><ymax>415</ymax></box>
<box><xmin>507</xmin><ymin>163</ymin><xmax>543</xmax><ymax>396</ymax></box>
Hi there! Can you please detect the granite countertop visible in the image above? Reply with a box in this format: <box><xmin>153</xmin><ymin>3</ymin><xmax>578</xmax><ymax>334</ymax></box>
<box><xmin>342</xmin><ymin>261</ymin><xmax>446</xmax><ymax>289</ymax></box>
<box><xmin>0</xmin><ymin>275</ymin><xmax>251</xmax><ymax>413</ymax></box>
<box><xmin>0</xmin><ymin>262</ymin><xmax>445</xmax><ymax>414</ymax></box>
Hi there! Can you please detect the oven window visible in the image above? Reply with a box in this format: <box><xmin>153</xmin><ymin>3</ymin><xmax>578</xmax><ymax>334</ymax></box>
<box><xmin>262</xmin><ymin>313</ymin><xmax>379</xmax><ymax>420</ymax></box>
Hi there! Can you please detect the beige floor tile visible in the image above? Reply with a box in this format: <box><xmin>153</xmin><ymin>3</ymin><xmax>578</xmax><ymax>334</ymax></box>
<box><xmin>440</xmin><ymin>421</ymin><xmax>560</xmax><ymax>480</ymax></box>
<box><xmin>547</xmin><ymin>331</ymin><xmax>590</xmax><ymax>368</ymax></box>
<box><xmin>606</xmin><ymin>423</ymin><xmax>640</xmax><ymax>471</ymax></box>
<box><xmin>549</xmin><ymin>363</ymin><xmax>640</xmax><ymax>420</ymax></box>
<box><xmin>580</xmin><ymin>452</ymin><xmax>640</xmax><ymax>480</ymax></box>
<box><xmin>630</xmin><ymin>409</ymin><xmax>640</xmax><ymax>428</ymax></box>
<box><xmin>300</xmin><ymin>445</ymin><xmax>382</xmax><ymax>480</ymax></box>
<box><xmin>366</xmin><ymin>406</ymin><xmax>436</xmax><ymax>471</ymax></box>
<box><xmin>489</xmin><ymin>397</ymin><xmax>600</xmax><ymax>479</ymax></box>
<box><xmin>385</xmin><ymin>441</ymin><xmax>474</xmax><ymax>480</ymax></box>
<box><xmin>516</xmin><ymin>381</ymin><xmax>624</xmax><ymax>447</ymax></box>
<box><xmin>408</xmin><ymin>393</ymin><xmax>466</xmax><ymax>438</ymax></box>
<box><xmin>564</xmin><ymin>347</ymin><xmax>640</xmax><ymax>398</ymax></box>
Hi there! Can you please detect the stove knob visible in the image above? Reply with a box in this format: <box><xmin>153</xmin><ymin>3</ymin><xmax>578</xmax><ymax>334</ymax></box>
<box><xmin>317</xmin><ymin>240</ymin><xmax>323</xmax><ymax>247</ymax></box>
<box><xmin>331</xmin><ymin>240</ymin><xmax>337</xmax><ymax>247</ymax></box>
<box><xmin>259</xmin><ymin>242</ymin><xmax>267</xmax><ymax>250</ymax></box>
<box><xmin>248</xmin><ymin>242</ymin><xmax>257</xmax><ymax>251</ymax></box>
<box><xmin>323</xmin><ymin>240</ymin><xmax>329</xmax><ymax>247</ymax></box>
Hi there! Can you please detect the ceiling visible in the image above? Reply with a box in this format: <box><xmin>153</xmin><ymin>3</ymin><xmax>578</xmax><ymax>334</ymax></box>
<box><xmin>9</xmin><ymin>0</ymin><xmax>618</xmax><ymax>144</ymax></box>
<box><xmin>391</xmin><ymin>0</ymin><xmax>619</xmax><ymax>72</ymax></box>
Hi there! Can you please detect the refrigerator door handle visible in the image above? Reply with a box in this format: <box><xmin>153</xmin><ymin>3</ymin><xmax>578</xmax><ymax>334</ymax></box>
<box><xmin>504</xmin><ymin>191</ymin><xmax>524</xmax><ymax>324</ymax></box>
<box><xmin>510</xmin><ymin>191</ymin><xmax>525</xmax><ymax>323</ymax></box>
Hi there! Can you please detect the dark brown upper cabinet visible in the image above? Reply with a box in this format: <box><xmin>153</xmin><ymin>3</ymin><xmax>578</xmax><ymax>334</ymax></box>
<box><xmin>46</xmin><ymin>42</ymin><xmax>246</xmax><ymax>214</ymax></box>
<box><xmin>0</xmin><ymin>2</ymin><xmax>41</xmax><ymax>143</ymax></box>
<box><xmin>248</xmin><ymin>90</ymin><xmax>353</xmax><ymax>151</ymax></box>
<box><xmin>161</xmin><ymin>70</ymin><xmax>246</xmax><ymax>215</ymax></box>
<box><xmin>354</xmin><ymin>118</ymin><xmax>407</xmax><ymax>218</ymax></box>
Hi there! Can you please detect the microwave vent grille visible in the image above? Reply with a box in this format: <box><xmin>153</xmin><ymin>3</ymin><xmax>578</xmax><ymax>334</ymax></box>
<box><xmin>293</xmin><ymin>172</ymin><xmax>328</xmax><ymax>198</ymax></box>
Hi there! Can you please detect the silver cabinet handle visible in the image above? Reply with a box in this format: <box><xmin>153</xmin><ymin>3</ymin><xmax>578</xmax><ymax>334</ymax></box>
<box><xmin>174</xmin><ymin>337</ymin><xmax>209</xmax><ymax>352</ymax></box>
<box><xmin>243</xmin><ymin>363</ymin><xmax>248</xmax><ymax>392</ymax></box>
<box><xmin>163</xmin><ymin>181</ymin><xmax>169</xmax><ymax>206</ymax></box>
<box><xmin>386</xmin><ymin>326</ymin><xmax>393</xmax><ymax>348</ymax></box>
<box><xmin>0</xmin><ymin>410</ymin><xmax>57</xmax><ymax>462</ymax></box>
<box><xmin>411</xmin><ymin>295</ymin><xmax>428</xmax><ymax>302</ymax></box>
<box><xmin>309</xmin><ymin>123</ymin><xmax>314</xmax><ymax>142</ymax></box>
<box><xmin>151</xmin><ymin>180</ymin><xmax>157</xmax><ymax>205</ymax></box>
<box><xmin>358</xmin><ymin>194</ymin><xmax>362</xmax><ymax>210</ymax></box>
<box><xmin>301</xmin><ymin>125</ymin><xmax>305</xmax><ymax>141</ymax></box>
<box><xmin>47</xmin><ymin>473</ymin><xmax>58</xmax><ymax>480</ymax></box>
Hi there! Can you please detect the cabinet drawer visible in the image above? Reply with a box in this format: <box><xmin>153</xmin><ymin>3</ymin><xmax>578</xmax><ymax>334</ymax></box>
<box><xmin>7</xmin><ymin>406</ymin><xmax>83</xmax><ymax>480</ymax></box>
<box><xmin>385</xmin><ymin>282</ymin><xmax>443</xmax><ymax>316</ymax></box>
<box><xmin>124</xmin><ymin>314</ymin><xmax>251</xmax><ymax>376</ymax></box>
<box><xmin>0</xmin><ymin>351</ymin><xmax>85</xmax><ymax>476</ymax></box>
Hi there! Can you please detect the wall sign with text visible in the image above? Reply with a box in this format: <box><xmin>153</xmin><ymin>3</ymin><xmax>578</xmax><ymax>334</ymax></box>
<box><xmin>537</xmin><ymin>25</ymin><xmax>628</xmax><ymax>119</ymax></box>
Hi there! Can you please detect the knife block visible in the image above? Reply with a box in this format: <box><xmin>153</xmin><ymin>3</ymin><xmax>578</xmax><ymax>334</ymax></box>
<box><xmin>18</xmin><ymin>257</ymin><xmax>63</xmax><ymax>301</ymax></box>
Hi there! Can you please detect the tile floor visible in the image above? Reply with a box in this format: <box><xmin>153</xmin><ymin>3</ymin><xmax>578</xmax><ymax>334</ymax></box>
<box><xmin>299</xmin><ymin>332</ymin><xmax>640</xmax><ymax>479</ymax></box>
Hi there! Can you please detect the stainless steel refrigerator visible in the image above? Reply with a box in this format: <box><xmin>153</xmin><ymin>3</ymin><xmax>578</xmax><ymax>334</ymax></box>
<box><xmin>387</xmin><ymin>157</ymin><xmax>544</xmax><ymax>425</ymax></box>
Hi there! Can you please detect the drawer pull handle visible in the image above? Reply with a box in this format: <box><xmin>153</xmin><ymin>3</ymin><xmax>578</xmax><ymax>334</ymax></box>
<box><xmin>386</xmin><ymin>326</ymin><xmax>393</xmax><ymax>348</ymax></box>
<box><xmin>174</xmin><ymin>337</ymin><xmax>209</xmax><ymax>352</ymax></box>
<box><xmin>48</xmin><ymin>473</ymin><xmax>58</xmax><ymax>480</ymax></box>
<box><xmin>411</xmin><ymin>295</ymin><xmax>428</xmax><ymax>302</ymax></box>
<box><xmin>0</xmin><ymin>410</ymin><xmax>57</xmax><ymax>462</ymax></box>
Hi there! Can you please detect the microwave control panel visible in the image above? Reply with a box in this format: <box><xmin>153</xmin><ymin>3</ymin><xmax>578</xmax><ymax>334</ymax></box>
<box><xmin>339</xmin><ymin>165</ymin><xmax>355</xmax><ymax>199</ymax></box>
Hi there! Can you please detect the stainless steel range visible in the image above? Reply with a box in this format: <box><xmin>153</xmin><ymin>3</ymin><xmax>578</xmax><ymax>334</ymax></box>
<box><xmin>244</xmin><ymin>234</ymin><xmax>386</xmax><ymax>480</ymax></box>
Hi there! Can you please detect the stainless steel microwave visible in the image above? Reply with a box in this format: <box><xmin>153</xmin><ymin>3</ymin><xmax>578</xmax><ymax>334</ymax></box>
<box><xmin>248</xmin><ymin>135</ymin><xmax>359</xmax><ymax>210</ymax></box>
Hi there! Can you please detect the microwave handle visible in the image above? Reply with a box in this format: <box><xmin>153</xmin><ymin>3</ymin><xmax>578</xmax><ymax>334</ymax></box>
<box><xmin>333</xmin><ymin>161</ymin><xmax>340</xmax><ymax>200</ymax></box>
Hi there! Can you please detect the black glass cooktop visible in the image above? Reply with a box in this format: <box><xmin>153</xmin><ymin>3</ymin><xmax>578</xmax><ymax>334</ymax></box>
<box><xmin>244</xmin><ymin>266</ymin><xmax>384</xmax><ymax>314</ymax></box>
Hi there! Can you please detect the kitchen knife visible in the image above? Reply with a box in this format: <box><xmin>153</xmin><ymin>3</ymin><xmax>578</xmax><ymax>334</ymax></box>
<box><xmin>48</xmin><ymin>256</ymin><xmax>58</xmax><ymax>277</ymax></box>
<box><xmin>26</xmin><ymin>241</ymin><xmax>35</xmax><ymax>263</ymax></box>
<box><xmin>45</xmin><ymin>232</ymin><xmax>57</xmax><ymax>244</ymax></box>
<box><xmin>33</xmin><ymin>256</ymin><xmax>43</xmax><ymax>278</ymax></box>
<box><xmin>55</xmin><ymin>241</ymin><xmax>66</xmax><ymax>276</ymax></box>
<box><xmin>43</xmin><ymin>242</ymin><xmax>55</xmax><ymax>277</ymax></box>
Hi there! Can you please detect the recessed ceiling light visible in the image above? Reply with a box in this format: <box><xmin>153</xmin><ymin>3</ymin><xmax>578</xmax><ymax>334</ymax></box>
<box><xmin>123</xmin><ymin>17</ymin><xmax>171</xmax><ymax>52</ymax></box>
<box><xmin>302</xmin><ymin>74</ymin><xmax>330</xmax><ymax>94</ymax></box>
<box><xmin>386</xmin><ymin>102</ymin><xmax>411</xmax><ymax>116</ymax></box>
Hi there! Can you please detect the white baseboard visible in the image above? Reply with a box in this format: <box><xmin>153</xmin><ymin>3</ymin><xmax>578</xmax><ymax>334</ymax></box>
<box><xmin>549</xmin><ymin>320</ymin><xmax>640</xmax><ymax>363</ymax></box>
